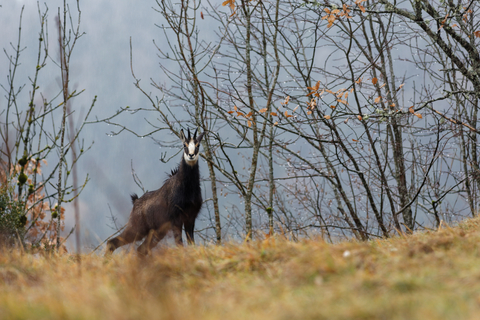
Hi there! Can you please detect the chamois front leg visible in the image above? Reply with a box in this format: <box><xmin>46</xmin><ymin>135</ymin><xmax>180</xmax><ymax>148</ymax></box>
<box><xmin>184</xmin><ymin>220</ymin><xmax>195</xmax><ymax>245</ymax></box>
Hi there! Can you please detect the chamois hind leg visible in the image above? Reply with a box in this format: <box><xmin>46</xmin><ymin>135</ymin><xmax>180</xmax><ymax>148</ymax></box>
<box><xmin>172</xmin><ymin>222</ymin><xmax>184</xmax><ymax>246</ymax></box>
<box><xmin>105</xmin><ymin>225</ymin><xmax>143</xmax><ymax>256</ymax></box>
<box><xmin>184</xmin><ymin>220</ymin><xmax>195</xmax><ymax>245</ymax></box>
<box><xmin>137</xmin><ymin>228</ymin><xmax>167</xmax><ymax>256</ymax></box>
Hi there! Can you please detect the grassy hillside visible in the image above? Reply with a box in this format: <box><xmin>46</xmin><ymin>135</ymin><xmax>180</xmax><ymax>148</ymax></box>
<box><xmin>2</xmin><ymin>218</ymin><xmax>480</xmax><ymax>319</ymax></box>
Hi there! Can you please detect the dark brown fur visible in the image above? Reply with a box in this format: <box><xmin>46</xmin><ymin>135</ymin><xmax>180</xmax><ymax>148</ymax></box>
<box><xmin>105</xmin><ymin>128</ymin><xmax>204</xmax><ymax>256</ymax></box>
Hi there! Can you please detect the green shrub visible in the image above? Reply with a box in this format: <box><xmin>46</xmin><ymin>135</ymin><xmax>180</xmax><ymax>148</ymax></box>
<box><xmin>0</xmin><ymin>189</ymin><xmax>27</xmax><ymax>247</ymax></box>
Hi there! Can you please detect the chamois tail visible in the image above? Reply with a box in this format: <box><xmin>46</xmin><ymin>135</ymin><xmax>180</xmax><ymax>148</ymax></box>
<box><xmin>130</xmin><ymin>193</ymin><xmax>139</xmax><ymax>204</ymax></box>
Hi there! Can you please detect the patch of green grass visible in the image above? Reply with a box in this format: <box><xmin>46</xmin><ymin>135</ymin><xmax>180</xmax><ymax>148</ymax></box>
<box><xmin>1</xmin><ymin>218</ymin><xmax>480</xmax><ymax>319</ymax></box>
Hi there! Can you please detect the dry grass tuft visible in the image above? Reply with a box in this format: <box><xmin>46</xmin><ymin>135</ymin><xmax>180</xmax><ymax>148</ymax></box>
<box><xmin>2</xmin><ymin>218</ymin><xmax>480</xmax><ymax>319</ymax></box>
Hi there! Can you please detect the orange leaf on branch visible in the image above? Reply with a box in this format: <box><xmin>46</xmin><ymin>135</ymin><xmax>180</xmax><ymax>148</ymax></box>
<box><xmin>222</xmin><ymin>0</ymin><xmax>235</xmax><ymax>10</ymax></box>
<box><xmin>306</xmin><ymin>82</ymin><xmax>320</xmax><ymax>96</ymax></box>
<box><xmin>307</xmin><ymin>81</ymin><xmax>320</xmax><ymax>91</ymax></box>
<box><xmin>355</xmin><ymin>0</ymin><xmax>367</xmax><ymax>13</ymax></box>
<box><xmin>281</xmin><ymin>96</ymin><xmax>290</xmax><ymax>105</ymax></box>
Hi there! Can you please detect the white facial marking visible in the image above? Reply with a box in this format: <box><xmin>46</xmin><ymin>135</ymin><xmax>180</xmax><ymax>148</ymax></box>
<box><xmin>188</xmin><ymin>141</ymin><xmax>195</xmax><ymax>156</ymax></box>
<box><xmin>184</xmin><ymin>140</ymin><xmax>198</xmax><ymax>165</ymax></box>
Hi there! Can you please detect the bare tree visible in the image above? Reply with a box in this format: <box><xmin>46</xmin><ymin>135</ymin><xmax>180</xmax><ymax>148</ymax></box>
<box><xmin>103</xmin><ymin>0</ymin><xmax>480</xmax><ymax>243</ymax></box>
<box><xmin>0</xmin><ymin>1</ymin><xmax>96</xmax><ymax>252</ymax></box>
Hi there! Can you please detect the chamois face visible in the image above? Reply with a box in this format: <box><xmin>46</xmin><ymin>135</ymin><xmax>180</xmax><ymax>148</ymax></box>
<box><xmin>180</xmin><ymin>128</ymin><xmax>204</xmax><ymax>166</ymax></box>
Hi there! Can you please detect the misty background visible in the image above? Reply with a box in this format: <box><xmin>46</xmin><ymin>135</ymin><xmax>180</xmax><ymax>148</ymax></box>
<box><xmin>1</xmin><ymin>0</ymin><xmax>186</xmax><ymax>249</ymax></box>
<box><xmin>2</xmin><ymin>0</ymin><xmax>478</xmax><ymax>251</ymax></box>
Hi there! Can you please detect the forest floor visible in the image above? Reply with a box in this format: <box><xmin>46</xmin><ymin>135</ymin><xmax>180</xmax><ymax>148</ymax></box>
<box><xmin>1</xmin><ymin>218</ymin><xmax>480</xmax><ymax>319</ymax></box>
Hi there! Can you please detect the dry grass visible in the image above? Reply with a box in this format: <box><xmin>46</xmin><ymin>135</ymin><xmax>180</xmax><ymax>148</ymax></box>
<box><xmin>2</xmin><ymin>218</ymin><xmax>480</xmax><ymax>319</ymax></box>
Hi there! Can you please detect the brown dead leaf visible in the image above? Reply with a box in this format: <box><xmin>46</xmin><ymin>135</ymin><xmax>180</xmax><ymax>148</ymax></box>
<box><xmin>222</xmin><ymin>0</ymin><xmax>235</xmax><ymax>11</ymax></box>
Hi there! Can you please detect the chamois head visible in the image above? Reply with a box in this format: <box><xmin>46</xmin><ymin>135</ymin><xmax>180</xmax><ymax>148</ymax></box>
<box><xmin>180</xmin><ymin>128</ymin><xmax>204</xmax><ymax>166</ymax></box>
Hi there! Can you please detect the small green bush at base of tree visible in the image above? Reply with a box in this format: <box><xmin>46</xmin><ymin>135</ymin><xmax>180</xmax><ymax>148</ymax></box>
<box><xmin>0</xmin><ymin>187</ymin><xmax>26</xmax><ymax>248</ymax></box>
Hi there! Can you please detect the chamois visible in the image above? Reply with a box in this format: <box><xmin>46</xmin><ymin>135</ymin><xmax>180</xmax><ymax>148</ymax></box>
<box><xmin>105</xmin><ymin>128</ymin><xmax>204</xmax><ymax>256</ymax></box>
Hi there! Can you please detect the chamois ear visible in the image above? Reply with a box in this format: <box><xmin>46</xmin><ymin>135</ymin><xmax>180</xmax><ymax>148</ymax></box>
<box><xmin>180</xmin><ymin>129</ymin><xmax>186</xmax><ymax>143</ymax></box>
<box><xmin>196</xmin><ymin>131</ymin><xmax>205</xmax><ymax>143</ymax></box>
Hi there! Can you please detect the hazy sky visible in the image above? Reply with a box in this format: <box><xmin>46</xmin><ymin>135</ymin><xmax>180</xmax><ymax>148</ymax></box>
<box><xmin>1</xmin><ymin>0</ymin><xmax>180</xmax><ymax>250</ymax></box>
<box><xmin>2</xmin><ymin>0</ymin><xmax>469</xmax><ymax>251</ymax></box>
